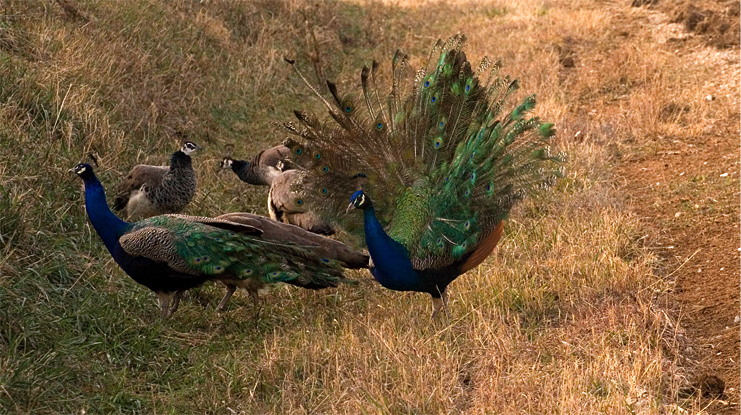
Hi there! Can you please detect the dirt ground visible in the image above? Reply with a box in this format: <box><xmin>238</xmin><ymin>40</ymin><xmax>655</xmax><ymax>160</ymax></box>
<box><xmin>619</xmin><ymin>1</ymin><xmax>739</xmax><ymax>413</ymax></box>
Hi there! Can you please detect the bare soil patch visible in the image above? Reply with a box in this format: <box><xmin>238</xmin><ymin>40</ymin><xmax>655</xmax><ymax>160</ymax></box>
<box><xmin>619</xmin><ymin>2</ymin><xmax>739</xmax><ymax>412</ymax></box>
<box><xmin>667</xmin><ymin>0</ymin><xmax>740</xmax><ymax>49</ymax></box>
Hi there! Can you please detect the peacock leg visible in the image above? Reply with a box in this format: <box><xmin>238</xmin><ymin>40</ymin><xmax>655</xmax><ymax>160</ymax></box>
<box><xmin>168</xmin><ymin>290</ymin><xmax>184</xmax><ymax>316</ymax></box>
<box><xmin>216</xmin><ymin>284</ymin><xmax>237</xmax><ymax>311</ymax></box>
<box><xmin>157</xmin><ymin>292</ymin><xmax>171</xmax><ymax>319</ymax></box>
<box><xmin>249</xmin><ymin>289</ymin><xmax>261</xmax><ymax>320</ymax></box>
<box><xmin>430</xmin><ymin>289</ymin><xmax>450</xmax><ymax>319</ymax></box>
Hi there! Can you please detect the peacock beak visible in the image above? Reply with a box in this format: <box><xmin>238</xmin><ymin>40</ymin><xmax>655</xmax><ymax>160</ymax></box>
<box><xmin>345</xmin><ymin>203</ymin><xmax>356</xmax><ymax>214</ymax></box>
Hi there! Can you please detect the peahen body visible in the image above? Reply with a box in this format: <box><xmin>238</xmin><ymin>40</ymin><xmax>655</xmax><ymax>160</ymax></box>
<box><xmin>283</xmin><ymin>35</ymin><xmax>563</xmax><ymax>317</ymax></box>
<box><xmin>114</xmin><ymin>141</ymin><xmax>200</xmax><ymax>221</ymax></box>
<box><xmin>219</xmin><ymin>144</ymin><xmax>292</xmax><ymax>186</ymax></box>
<box><xmin>219</xmin><ymin>145</ymin><xmax>334</xmax><ymax>235</ymax></box>
<box><xmin>72</xmin><ymin>163</ymin><xmax>363</xmax><ymax>318</ymax></box>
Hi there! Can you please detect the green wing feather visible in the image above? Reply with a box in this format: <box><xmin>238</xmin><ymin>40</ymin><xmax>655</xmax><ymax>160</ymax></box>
<box><xmin>123</xmin><ymin>215</ymin><xmax>349</xmax><ymax>287</ymax></box>
<box><xmin>284</xmin><ymin>35</ymin><xmax>564</xmax><ymax>268</ymax></box>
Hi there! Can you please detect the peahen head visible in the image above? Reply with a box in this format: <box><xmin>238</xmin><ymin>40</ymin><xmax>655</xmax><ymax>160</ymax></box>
<box><xmin>180</xmin><ymin>141</ymin><xmax>202</xmax><ymax>156</ymax></box>
<box><xmin>218</xmin><ymin>155</ymin><xmax>248</xmax><ymax>173</ymax></box>
<box><xmin>346</xmin><ymin>190</ymin><xmax>372</xmax><ymax>213</ymax></box>
<box><xmin>70</xmin><ymin>163</ymin><xmax>97</xmax><ymax>184</ymax></box>
<box><xmin>218</xmin><ymin>155</ymin><xmax>234</xmax><ymax>171</ymax></box>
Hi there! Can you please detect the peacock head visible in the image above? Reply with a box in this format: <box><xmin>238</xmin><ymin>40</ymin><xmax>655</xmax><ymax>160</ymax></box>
<box><xmin>180</xmin><ymin>141</ymin><xmax>202</xmax><ymax>156</ymax></box>
<box><xmin>346</xmin><ymin>190</ymin><xmax>371</xmax><ymax>213</ymax></box>
<box><xmin>69</xmin><ymin>163</ymin><xmax>96</xmax><ymax>183</ymax></box>
<box><xmin>218</xmin><ymin>155</ymin><xmax>234</xmax><ymax>171</ymax></box>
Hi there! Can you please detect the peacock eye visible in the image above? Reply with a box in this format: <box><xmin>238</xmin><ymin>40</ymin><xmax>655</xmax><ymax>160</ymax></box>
<box><xmin>314</xmin><ymin>152</ymin><xmax>321</xmax><ymax>160</ymax></box>
<box><xmin>376</xmin><ymin>122</ymin><xmax>383</xmax><ymax>129</ymax></box>
<box><xmin>345</xmin><ymin>105</ymin><xmax>352</xmax><ymax>113</ymax></box>
<box><xmin>431</xmin><ymin>95</ymin><xmax>437</xmax><ymax>103</ymax></box>
<box><xmin>424</xmin><ymin>80</ymin><xmax>430</xmax><ymax>87</ymax></box>
<box><xmin>296</xmin><ymin>199</ymin><xmax>303</xmax><ymax>206</ymax></box>
<box><xmin>321</xmin><ymin>188</ymin><xmax>328</xmax><ymax>194</ymax></box>
<box><xmin>321</xmin><ymin>166</ymin><xmax>329</xmax><ymax>173</ymax></box>
<box><xmin>295</xmin><ymin>148</ymin><xmax>303</xmax><ymax>155</ymax></box>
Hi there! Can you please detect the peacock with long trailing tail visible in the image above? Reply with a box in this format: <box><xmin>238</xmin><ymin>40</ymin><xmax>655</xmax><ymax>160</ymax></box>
<box><xmin>282</xmin><ymin>35</ymin><xmax>564</xmax><ymax>318</ymax></box>
<box><xmin>71</xmin><ymin>163</ymin><xmax>366</xmax><ymax>318</ymax></box>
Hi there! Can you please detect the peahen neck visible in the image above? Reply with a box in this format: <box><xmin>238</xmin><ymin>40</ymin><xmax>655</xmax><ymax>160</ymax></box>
<box><xmin>361</xmin><ymin>202</ymin><xmax>422</xmax><ymax>292</ymax></box>
<box><xmin>170</xmin><ymin>151</ymin><xmax>192</xmax><ymax>170</ymax></box>
<box><xmin>82</xmin><ymin>175</ymin><xmax>130</xmax><ymax>255</ymax></box>
<box><xmin>231</xmin><ymin>160</ymin><xmax>261</xmax><ymax>185</ymax></box>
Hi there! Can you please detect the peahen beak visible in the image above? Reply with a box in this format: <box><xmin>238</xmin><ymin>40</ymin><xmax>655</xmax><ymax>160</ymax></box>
<box><xmin>345</xmin><ymin>203</ymin><xmax>356</xmax><ymax>214</ymax></box>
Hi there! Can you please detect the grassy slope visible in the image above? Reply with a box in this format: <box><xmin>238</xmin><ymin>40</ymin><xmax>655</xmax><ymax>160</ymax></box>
<box><xmin>0</xmin><ymin>0</ymin><xmax>714</xmax><ymax>413</ymax></box>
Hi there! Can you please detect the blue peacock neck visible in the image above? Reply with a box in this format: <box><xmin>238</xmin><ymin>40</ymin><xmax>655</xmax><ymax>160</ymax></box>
<box><xmin>361</xmin><ymin>201</ymin><xmax>422</xmax><ymax>292</ymax></box>
<box><xmin>82</xmin><ymin>175</ymin><xmax>130</xmax><ymax>255</ymax></box>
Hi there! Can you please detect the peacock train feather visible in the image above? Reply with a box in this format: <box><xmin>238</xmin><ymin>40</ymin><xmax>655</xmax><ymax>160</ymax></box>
<box><xmin>282</xmin><ymin>34</ymin><xmax>564</xmax><ymax>317</ymax></box>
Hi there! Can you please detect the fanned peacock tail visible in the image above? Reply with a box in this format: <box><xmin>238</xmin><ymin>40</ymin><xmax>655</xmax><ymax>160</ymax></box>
<box><xmin>283</xmin><ymin>34</ymin><xmax>564</xmax><ymax>269</ymax></box>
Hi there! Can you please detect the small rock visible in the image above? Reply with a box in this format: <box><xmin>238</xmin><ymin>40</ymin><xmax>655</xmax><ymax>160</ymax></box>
<box><xmin>706</xmin><ymin>95</ymin><xmax>715</xmax><ymax>101</ymax></box>
<box><xmin>720</xmin><ymin>172</ymin><xmax>729</xmax><ymax>177</ymax></box>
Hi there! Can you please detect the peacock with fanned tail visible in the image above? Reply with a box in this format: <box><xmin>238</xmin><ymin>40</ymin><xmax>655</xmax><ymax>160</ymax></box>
<box><xmin>71</xmin><ymin>163</ymin><xmax>365</xmax><ymax>318</ymax></box>
<box><xmin>282</xmin><ymin>35</ymin><xmax>564</xmax><ymax>318</ymax></box>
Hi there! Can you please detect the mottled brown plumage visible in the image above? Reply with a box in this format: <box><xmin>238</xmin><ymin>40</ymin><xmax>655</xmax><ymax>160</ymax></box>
<box><xmin>219</xmin><ymin>144</ymin><xmax>334</xmax><ymax>234</ymax></box>
<box><xmin>114</xmin><ymin>142</ymin><xmax>200</xmax><ymax>220</ymax></box>
<box><xmin>267</xmin><ymin>170</ymin><xmax>334</xmax><ymax>235</ymax></box>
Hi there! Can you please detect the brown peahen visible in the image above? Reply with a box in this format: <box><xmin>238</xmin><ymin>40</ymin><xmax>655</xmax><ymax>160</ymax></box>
<box><xmin>114</xmin><ymin>141</ymin><xmax>200</xmax><ymax>221</ymax></box>
<box><xmin>219</xmin><ymin>144</ymin><xmax>334</xmax><ymax>235</ymax></box>
<box><xmin>282</xmin><ymin>35</ymin><xmax>564</xmax><ymax>318</ymax></box>
<box><xmin>218</xmin><ymin>143</ymin><xmax>291</xmax><ymax>186</ymax></box>
<box><xmin>72</xmin><ymin>163</ymin><xmax>366</xmax><ymax>318</ymax></box>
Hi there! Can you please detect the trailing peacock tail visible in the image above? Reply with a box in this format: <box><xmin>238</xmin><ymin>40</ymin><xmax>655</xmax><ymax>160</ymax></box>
<box><xmin>123</xmin><ymin>214</ymin><xmax>350</xmax><ymax>289</ymax></box>
<box><xmin>283</xmin><ymin>35</ymin><xmax>564</xmax><ymax>269</ymax></box>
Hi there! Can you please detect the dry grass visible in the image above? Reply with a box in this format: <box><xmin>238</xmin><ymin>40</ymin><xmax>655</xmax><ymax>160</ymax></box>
<box><xmin>1</xmin><ymin>0</ymin><xmax>734</xmax><ymax>413</ymax></box>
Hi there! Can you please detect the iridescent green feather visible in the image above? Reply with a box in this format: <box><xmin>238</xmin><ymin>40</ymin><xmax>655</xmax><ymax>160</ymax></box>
<box><xmin>130</xmin><ymin>216</ymin><xmax>346</xmax><ymax>287</ymax></box>
<box><xmin>283</xmin><ymin>35</ymin><xmax>564</xmax><ymax>268</ymax></box>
